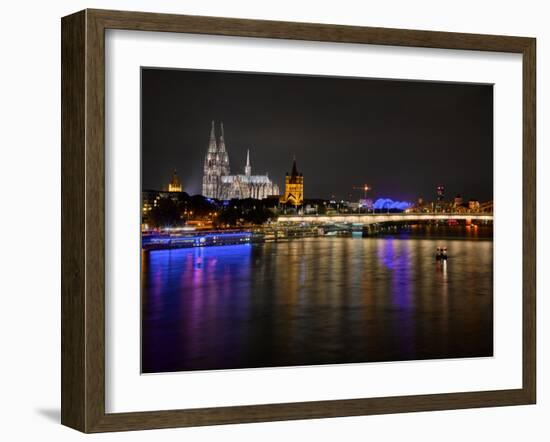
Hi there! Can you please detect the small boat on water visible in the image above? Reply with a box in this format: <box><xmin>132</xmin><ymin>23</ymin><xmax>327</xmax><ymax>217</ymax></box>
<box><xmin>435</xmin><ymin>246</ymin><xmax>448</xmax><ymax>260</ymax></box>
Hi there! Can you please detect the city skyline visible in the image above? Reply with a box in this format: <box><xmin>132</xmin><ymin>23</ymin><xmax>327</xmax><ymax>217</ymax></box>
<box><xmin>140</xmin><ymin>67</ymin><xmax>494</xmax><ymax>374</ymax></box>
<box><xmin>142</xmin><ymin>68</ymin><xmax>493</xmax><ymax>202</ymax></box>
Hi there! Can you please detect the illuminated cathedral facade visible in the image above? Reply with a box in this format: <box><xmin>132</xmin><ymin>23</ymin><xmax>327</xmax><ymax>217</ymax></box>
<box><xmin>202</xmin><ymin>121</ymin><xmax>279</xmax><ymax>200</ymax></box>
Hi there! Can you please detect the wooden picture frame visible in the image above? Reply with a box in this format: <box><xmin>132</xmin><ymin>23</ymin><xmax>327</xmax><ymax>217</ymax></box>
<box><xmin>61</xmin><ymin>8</ymin><xmax>536</xmax><ymax>433</ymax></box>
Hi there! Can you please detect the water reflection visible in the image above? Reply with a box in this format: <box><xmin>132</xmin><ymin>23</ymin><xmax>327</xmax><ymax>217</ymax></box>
<box><xmin>142</xmin><ymin>237</ymin><xmax>493</xmax><ymax>373</ymax></box>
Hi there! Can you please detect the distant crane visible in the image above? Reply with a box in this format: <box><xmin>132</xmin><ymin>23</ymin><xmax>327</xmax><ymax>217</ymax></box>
<box><xmin>352</xmin><ymin>184</ymin><xmax>372</xmax><ymax>201</ymax></box>
<box><xmin>352</xmin><ymin>184</ymin><xmax>373</xmax><ymax>213</ymax></box>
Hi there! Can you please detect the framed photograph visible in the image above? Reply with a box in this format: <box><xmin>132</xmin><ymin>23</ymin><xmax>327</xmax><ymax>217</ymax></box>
<box><xmin>61</xmin><ymin>9</ymin><xmax>536</xmax><ymax>432</ymax></box>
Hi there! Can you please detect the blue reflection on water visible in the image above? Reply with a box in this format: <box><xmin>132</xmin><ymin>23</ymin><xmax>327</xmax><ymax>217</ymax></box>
<box><xmin>376</xmin><ymin>239</ymin><xmax>415</xmax><ymax>355</ymax></box>
<box><xmin>142</xmin><ymin>245</ymin><xmax>253</xmax><ymax>373</ymax></box>
<box><xmin>142</xmin><ymin>236</ymin><xmax>493</xmax><ymax>373</ymax></box>
<box><xmin>377</xmin><ymin>239</ymin><xmax>413</xmax><ymax>308</ymax></box>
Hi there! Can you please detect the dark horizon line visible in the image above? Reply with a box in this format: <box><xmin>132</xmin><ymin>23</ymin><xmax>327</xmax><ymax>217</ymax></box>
<box><xmin>141</xmin><ymin>186</ymin><xmax>491</xmax><ymax>204</ymax></box>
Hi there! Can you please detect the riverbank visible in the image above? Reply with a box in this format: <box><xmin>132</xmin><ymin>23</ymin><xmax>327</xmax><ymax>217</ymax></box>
<box><xmin>142</xmin><ymin>223</ymin><xmax>493</xmax><ymax>250</ymax></box>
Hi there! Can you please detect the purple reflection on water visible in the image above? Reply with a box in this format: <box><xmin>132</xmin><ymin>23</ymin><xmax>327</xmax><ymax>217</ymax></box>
<box><xmin>142</xmin><ymin>245</ymin><xmax>253</xmax><ymax>373</ymax></box>
<box><xmin>142</xmin><ymin>235</ymin><xmax>493</xmax><ymax>373</ymax></box>
<box><xmin>378</xmin><ymin>240</ymin><xmax>414</xmax><ymax>309</ymax></box>
<box><xmin>377</xmin><ymin>239</ymin><xmax>415</xmax><ymax>355</ymax></box>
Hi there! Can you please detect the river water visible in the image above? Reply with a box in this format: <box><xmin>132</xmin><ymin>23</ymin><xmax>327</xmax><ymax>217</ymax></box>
<box><xmin>142</xmin><ymin>231</ymin><xmax>493</xmax><ymax>373</ymax></box>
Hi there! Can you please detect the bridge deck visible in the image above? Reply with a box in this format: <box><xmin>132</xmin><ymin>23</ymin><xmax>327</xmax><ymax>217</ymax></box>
<box><xmin>277</xmin><ymin>213</ymin><xmax>493</xmax><ymax>225</ymax></box>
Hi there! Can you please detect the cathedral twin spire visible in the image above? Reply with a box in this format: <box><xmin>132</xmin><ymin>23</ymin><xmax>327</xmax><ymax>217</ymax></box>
<box><xmin>219</xmin><ymin>122</ymin><xmax>227</xmax><ymax>152</ymax></box>
<box><xmin>203</xmin><ymin>121</ymin><xmax>230</xmax><ymax>198</ymax></box>
<box><xmin>207</xmin><ymin>121</ymin><xmax>230</xmax><ymax>172</ymax></box>
<box><xmin>207</xmin><ymin>120</ymin><xmax>251</xmax><ymax>176</ymax></box>
<box><xmin>208</xmin><ymin>120</ymin><xmax>228</xmax><ymax>153</ymax></box>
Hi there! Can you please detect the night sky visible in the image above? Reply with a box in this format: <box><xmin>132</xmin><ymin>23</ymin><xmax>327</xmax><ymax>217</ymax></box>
<box><xmin>141</xmin><ymin>68</ymin><xmax>493</xmax><ymax>203</ymax></box>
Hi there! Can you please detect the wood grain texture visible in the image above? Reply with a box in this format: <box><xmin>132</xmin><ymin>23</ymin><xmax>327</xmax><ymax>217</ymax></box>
<box><xmin>90</xmin><ymin>8</ymin><xmax>532</xmax><ymax>52</ymax></box>
<box><xmin>60</xmin><ymin>8</ymin><xmax>537</xmax><ymax>433</ymax></box>
<box><xmin>84</xmin><ymin>10</ymin><xmax>107</xmax><ymax>433</ymax></box>
<box><xmin>522</xmin><ymin>39</ymin><xmax>536</xmax><ymax>403</ymax></box>
<box><xmin>61</xmin><ymin>10</ymin><xmax>86</xmax><ymax>432</ymax></box>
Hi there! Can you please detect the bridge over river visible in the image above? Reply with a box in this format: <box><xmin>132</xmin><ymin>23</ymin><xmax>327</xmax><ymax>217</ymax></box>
<box><xmin>277</xmin><ymin>212</ymin><xmax>493</xmax><ymax>226</ymax></box>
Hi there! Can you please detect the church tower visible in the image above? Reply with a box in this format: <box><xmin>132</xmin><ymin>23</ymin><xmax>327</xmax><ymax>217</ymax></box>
<box><xmin>280</xmin><ymin>156</ymin><xmax>304</xmax><ymax>206</ymax></box>
<box><xmin>168</xmin><ymin>169</ymin><xmax>182</xmax><ymax>192</ymax></box>
<box><xmin>218</xmin><ymin>122</ymin><xmax>230</xmax><ymax>176</ymax></box>
<box><xmin>202</xmin><ymin>121</ymin><xmax>230</xmax><ymax>198</ymax></box>
<box><xmin>244</xmin><ymin>149</ymin><xmax>251</xmax><ymax>176</ymax></box>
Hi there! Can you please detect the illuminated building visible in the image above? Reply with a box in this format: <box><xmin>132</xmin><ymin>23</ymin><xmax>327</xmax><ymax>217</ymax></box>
<box><xmin>141</xmin><ymin>190</ymin><xmax>167</xmax><ymax>217</ymax></box>
<box><xmin>468</xmin><ymin>199</ymin><xmax>480</xmax><ymax>211</ymax></box>
<box><xmin>220</xmin><ymin>149</ymin><xmax>280</xmax><ymax>199</ymax></box>
<box><xmin>435</xmin><ymin>185</ymin><xmax>445</xmax><ymax>211</ymax></box>
<box><xmin>373</xmin><ymin>198</ymin><xmax>411</xmax><ymax>211</ymax></box>
<box><xmin>359</xmin><ymin>198</ymin><xmax>373</xmax><ymax>209</ymax></box>
<box><xmin>453</xmin><ymin>194</ymin><xmax>463</xmax><ymax>207</ymax></box>
<box><xmin>202</xmin><ymin>121</ymin><xmax>230</xmax><ymax>198</ymax></box>
<box><xmin>202</xmin><ymin>121</ymin><xmax>279</xmax><ymax>199</ymax></box>
<box><xmin>168</xmin><ymin>169</ymin><xmax>183</xmax><ymax>192</ymax></box>
<box><xmin>142</xmin><ymin>190</ymin><xmax>183</xmax><ymax>218</ymax></box>
<box><xmin>280</xmin><ymin>157</ymin><xmax>304</xmax><ymax>206</ymax></box>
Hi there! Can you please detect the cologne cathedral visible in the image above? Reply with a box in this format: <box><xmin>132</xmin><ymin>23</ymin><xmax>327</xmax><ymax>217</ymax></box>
<box><xmin>202</xmin><ymin>121</ymin><xmax>280</xmax><ymax>200</ymax></box>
